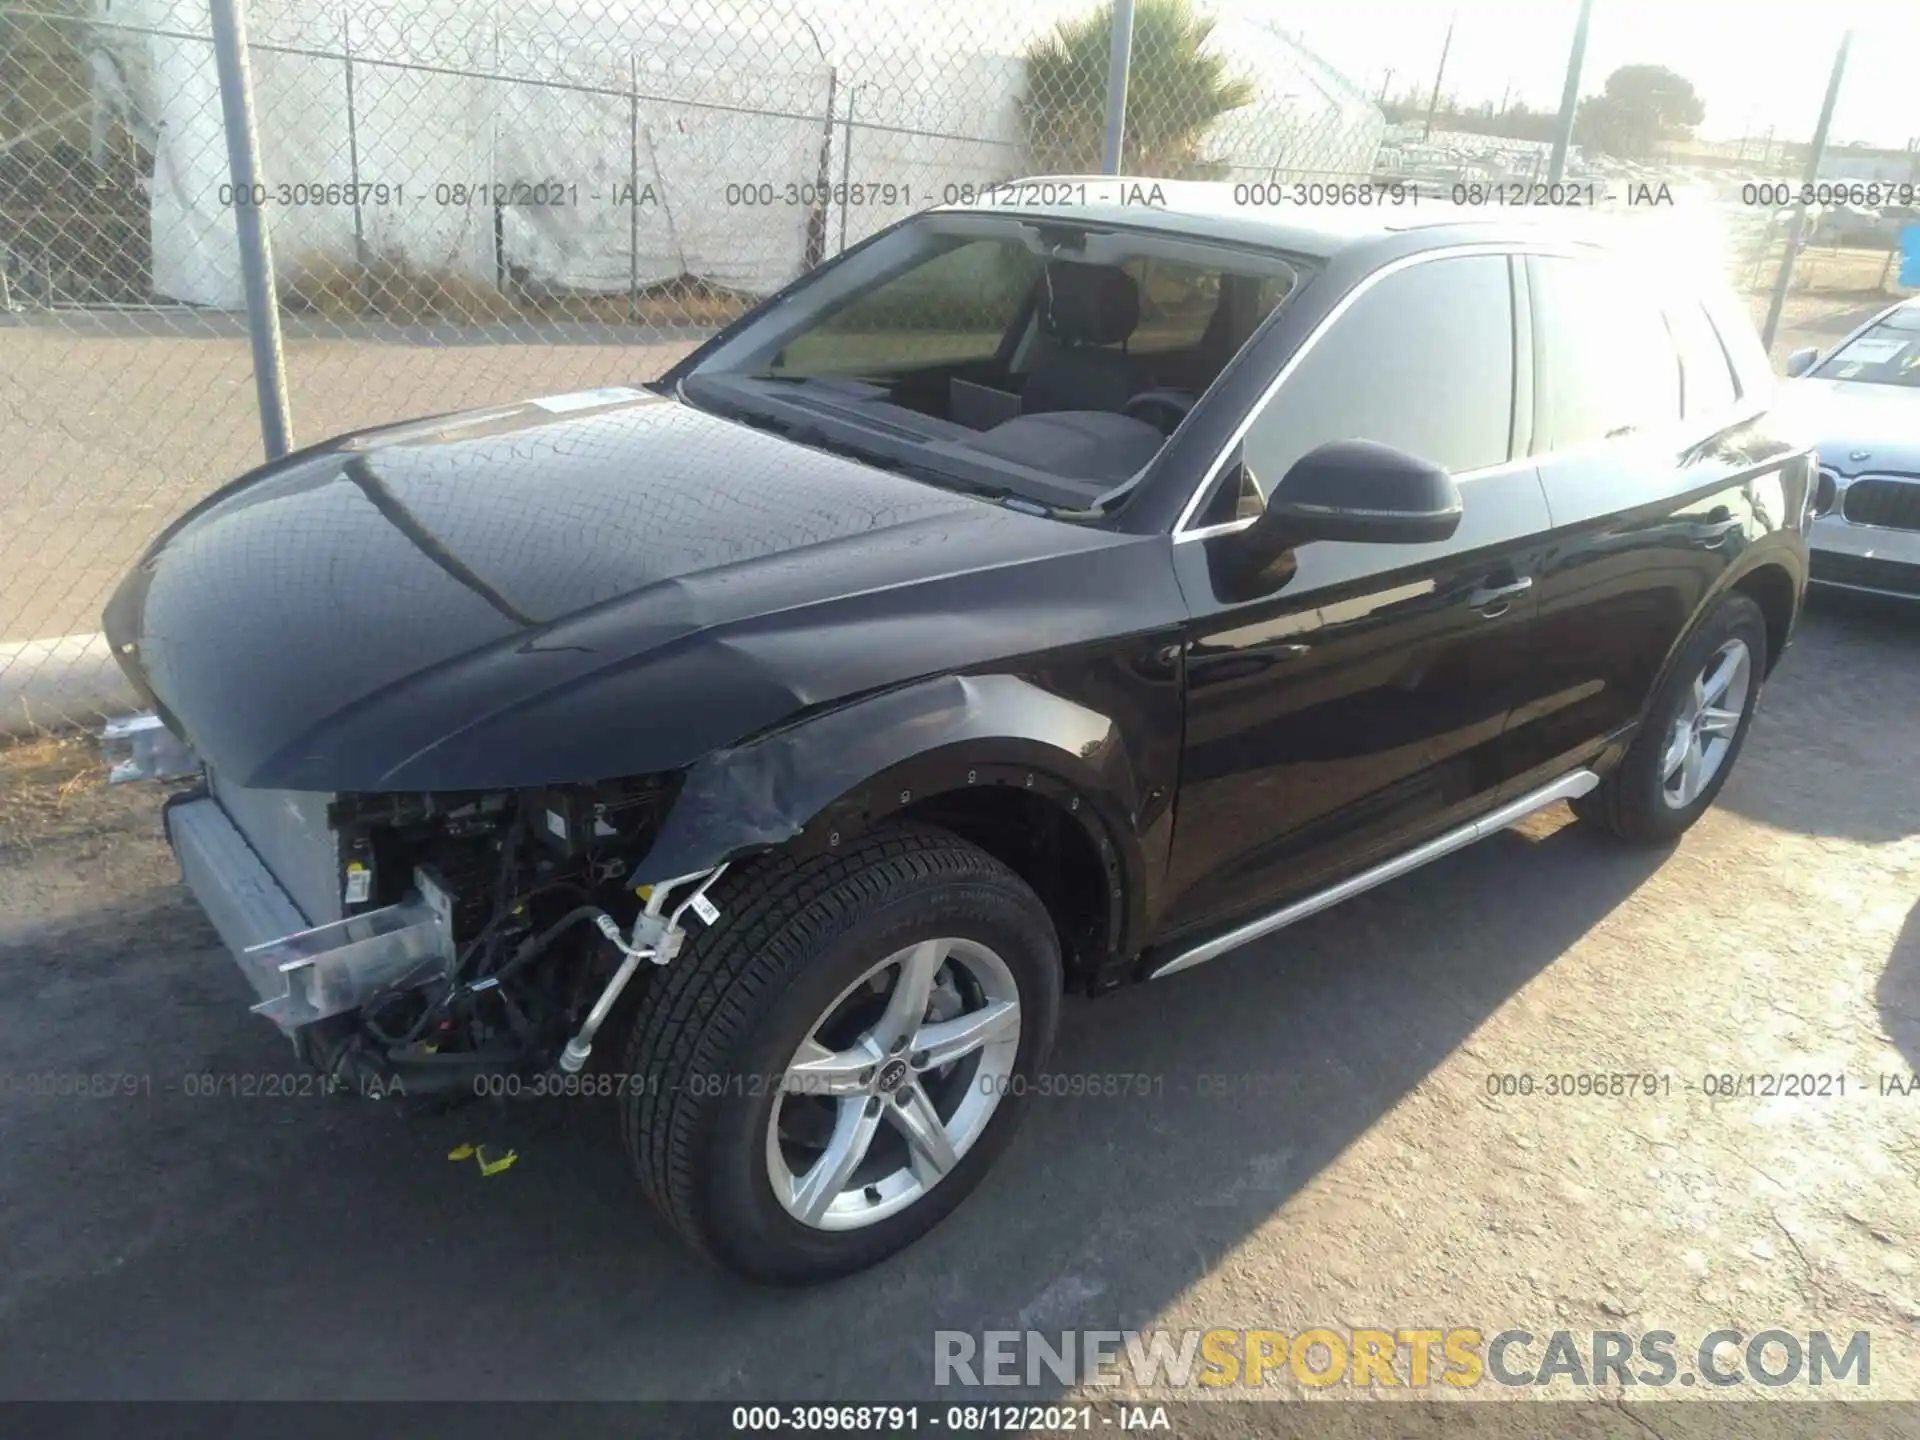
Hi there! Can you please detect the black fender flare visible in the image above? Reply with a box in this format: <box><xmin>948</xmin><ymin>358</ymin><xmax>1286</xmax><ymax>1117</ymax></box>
<box><xmin>630</xmin><ymin>672</ymin><xmax>1151</xmax><ymax>956</ymax></box>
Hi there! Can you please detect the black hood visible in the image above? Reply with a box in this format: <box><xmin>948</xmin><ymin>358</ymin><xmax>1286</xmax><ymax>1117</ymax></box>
<box><xmin>105</xmin><ymin>390</ymin><xmax>1159</xmax><ymax>791</ymax></box>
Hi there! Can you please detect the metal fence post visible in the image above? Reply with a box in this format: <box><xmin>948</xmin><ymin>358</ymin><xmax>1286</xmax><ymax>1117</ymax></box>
<box><xmin>208</xmin><ymin>0</ymin><xmax>293</xmax><ymax>460</ymax></box>
<box><xmin>1421</xmin><ymin>12</ymin><xmax>1455</xmax><ymax>143</ymax></box>
<box><xmin>1099</xmin><ymin>0</ymin><xmax>1135</xmax><ymax>175</ymax></box>
<box><xmin>1761</xmin><ymin>28</ymin><xmax>1854</xmax><ymax>353</ymax></box>
<box><xmin>805</xmin><ymin>67</ymin><xmax>836</xmax><ymax>270</ymax></box>
<box><xmin>1547</xmin><ymin>0</ymin><xmax>1595</xmax><ymax>185</ymax></box>
<box><xmin>838</xmin><ymin>85</ymin><xmax>860</xmax><ymax>254</ymax></box>
<box><xmin>343</xmin><ymin>10</ymin><xmax>366</xmax><ymax>272</ymax></box>
<box><xmin>629</xmin><ymin>55</ymin><xmax>639</xmax><ymax>324</ymax></box>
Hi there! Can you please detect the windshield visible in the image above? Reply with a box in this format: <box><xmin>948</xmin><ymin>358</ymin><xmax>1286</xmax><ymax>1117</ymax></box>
<box><xmin>677</xmin><ymin>214</ymin><xmax>1305</xmax><ymax>512</ymax></box>
<box><xmin>770</xmin><ymin>237</ymin><xmax>1044</xmax><ymax>380</ymax></box>
<box><xmin>1811</xmin><ymin>307</ymin><xmax>1920</xmax><ymax>387</ymax></box>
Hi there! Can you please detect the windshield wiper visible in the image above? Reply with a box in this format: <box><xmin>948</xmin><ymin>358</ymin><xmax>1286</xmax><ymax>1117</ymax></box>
<box><xmin>747</xmin><ymin>372</ymin><xmax>889</xmax><ymax>388</ymax></box>
<box><xmin>780</xmin><ymin>423</ymin><xmax>1012</xmax><ymax>498</ymax></box>
<box><xmin>682</xmin><ymin>376</ymin><xmax>1048</xmax><ymax>513</ymax></box>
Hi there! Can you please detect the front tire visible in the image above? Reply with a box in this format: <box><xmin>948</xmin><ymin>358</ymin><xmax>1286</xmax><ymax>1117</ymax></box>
<box><xmin>620</xmin><ymin>825</ymin><xmax>1062</xmax><ymax>1284</ymax></box>
<box><xmin>1573</xmin><ymin>592</ymin><xmax>1768</xmax><ymax>845</ymax></box>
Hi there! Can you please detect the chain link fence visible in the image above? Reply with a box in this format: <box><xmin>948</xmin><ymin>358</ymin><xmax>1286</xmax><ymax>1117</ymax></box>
<box><xmin>1</xmin><ymin>0</ymin><xmax>1384</xmax><ymax>728</ymax></box>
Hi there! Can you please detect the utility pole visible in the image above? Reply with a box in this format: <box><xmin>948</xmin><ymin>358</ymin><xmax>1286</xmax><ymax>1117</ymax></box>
<box><xmin>1547</xmin><ymin>0</ymin><xmax>1596</xmax><ymax>184</ymax></box>
<box><xmin>1377</xmin><ymin>68</ymin><xmax>1395</xmax><ymax>106</ymax></box>
<box><xmin>1421</xmin><ymin>13</ymin><xmax>1456</xmax><ymax>142</ymax></box>
<box><xmin>1761</xmin><ymin>28</ymin><xmax>1855</xmax><ymax>352</ymax></box>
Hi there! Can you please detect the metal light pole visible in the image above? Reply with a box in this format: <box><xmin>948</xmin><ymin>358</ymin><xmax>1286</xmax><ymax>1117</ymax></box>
<box><xmin>1547</xmin><ymin>0</ymin><xmax>1595</xmax><ymax>185</ymax></box>
<box><xmin>1761</xmin><ymin>28</ymin><xmax>1855</xmax><ymax>352</ymax></box>
<box><xmin>1421</xmin><ymin>14</ymin><xmax>1456</xmax><ymax>142</ymax></box>
<box><xmin>1100</xmin><ymin>0</ymin><xmax>1136</xmax><ymax>174</ymax></box>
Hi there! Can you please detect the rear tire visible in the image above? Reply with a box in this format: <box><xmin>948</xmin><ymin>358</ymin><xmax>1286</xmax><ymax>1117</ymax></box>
<box><xmin>1573</xmin><ymin>593</ymin><xmax>1768</xmax><ymax>845</ymax></box>
<box><xmin>620</xmin><ymin>825</ymin><xmax>1061</xmax><ymax>1284</ymax></box>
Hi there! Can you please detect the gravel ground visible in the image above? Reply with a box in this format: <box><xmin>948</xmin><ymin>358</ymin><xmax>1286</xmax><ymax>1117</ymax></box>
<box><xmin>1</xmin><ymin>590</ymin><xmax>1917</xmax><ymax>1423</ymax></box>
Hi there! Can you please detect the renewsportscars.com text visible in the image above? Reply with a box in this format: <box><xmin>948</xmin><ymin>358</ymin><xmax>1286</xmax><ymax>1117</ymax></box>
<box><xmin>934</xmin><ymin>1327</ymin><xmax>1871</xmax><ymax>1390</ymax></box>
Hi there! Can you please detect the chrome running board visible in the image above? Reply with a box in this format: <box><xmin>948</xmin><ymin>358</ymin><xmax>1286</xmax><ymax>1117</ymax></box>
<box><xmin>1148</xmin><ymin>768</ymin><xmax>1600</xmax><ymax>980</ymax></box>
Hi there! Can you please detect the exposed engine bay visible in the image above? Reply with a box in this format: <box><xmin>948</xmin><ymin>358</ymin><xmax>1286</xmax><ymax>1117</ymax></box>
<box><xmin>119</xmin><ymin>717</ymin><xmax>728</xmax><ymax>1102</ymax></box>
<box><xmin>311</xmin><ymin>780</ymin><xmax>726</xmax><ymax>1098</ymax></box>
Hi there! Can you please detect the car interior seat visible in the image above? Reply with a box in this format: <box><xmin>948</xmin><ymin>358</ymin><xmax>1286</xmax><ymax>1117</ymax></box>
<box><xmin>1019</xmin><ymin>261</ymin><xmax>1142</xmax><ymax>415</ymax></box>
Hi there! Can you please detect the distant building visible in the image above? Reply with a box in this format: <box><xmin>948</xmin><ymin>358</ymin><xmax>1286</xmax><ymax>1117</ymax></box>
<box><xmin>1664</xmin><ymin>136</ymin><xmax>1788</xmax><ymax>172</ymax></box>
<box><xmin>1817</xmin><ymin>145</ymin><xmax>1920</xmax><ymax>184</ymax></box>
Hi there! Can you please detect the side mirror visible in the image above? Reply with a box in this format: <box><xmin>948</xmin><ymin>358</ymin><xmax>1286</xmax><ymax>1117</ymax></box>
<box><xmin>1239</xmin><ymin>438</ymin><xmax>1462</xmax><ymax>555</ymax></box>
<box><xmin>1785</xmin><ymin>346</ymin><xmax>1820</xmax><ymax>378</ymax></box>
<box><xmin>1213</xmin><ymin>440</ymin><xmax>1462</xmax><ymax>602</ymax></box>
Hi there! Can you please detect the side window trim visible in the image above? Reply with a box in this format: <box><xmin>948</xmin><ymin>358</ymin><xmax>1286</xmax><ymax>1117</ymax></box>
<box><xmin>1175</xmin><ymin>242</ymin><xmax>1547</xmax><ymax>541</ymax></box>
<box><xmin>1701</xmin><ymin>305</ymin><xmax>1747</xmax><ymax>403</ymax></box>
<box><xmin>1660</xmin><ymin>311</ymin><xmax>1685</xmax><ymax>415</ymax></box>
<box><xmin>1660</xmin><ymin>294</ymin><xmax>1745</xmax><ymax>431</ymax></box>
<box><xmin>1508</xmin><ymin>253</ymin><xmax>1534</xmax><ymax>462</ymax></box>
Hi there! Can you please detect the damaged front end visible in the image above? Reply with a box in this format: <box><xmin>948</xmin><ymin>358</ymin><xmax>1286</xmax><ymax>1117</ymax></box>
<box><xmin>110</xmin><ymin>715</ymin><xmax>723</xmax><ymax>1098</ymax></box>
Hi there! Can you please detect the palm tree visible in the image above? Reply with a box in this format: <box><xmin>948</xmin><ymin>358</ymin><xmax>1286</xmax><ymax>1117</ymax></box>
<box><xmin>1021</xmin><ymin>0</ymin><xmax>1256</xmax><ymax>177</ymax></box>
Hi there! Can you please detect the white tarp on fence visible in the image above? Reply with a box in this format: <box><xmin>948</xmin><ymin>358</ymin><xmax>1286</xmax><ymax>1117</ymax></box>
<box><xmin>118</xmin><ymin>0</ymin><xmax>1384</xmax><ymax>309</ymax></box>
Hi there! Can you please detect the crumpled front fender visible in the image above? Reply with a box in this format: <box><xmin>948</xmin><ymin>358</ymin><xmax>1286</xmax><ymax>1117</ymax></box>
<box><xmin>630</xmin><ymin>671</ymin><xmax>1146</xmax><ymax>898</ymax></box>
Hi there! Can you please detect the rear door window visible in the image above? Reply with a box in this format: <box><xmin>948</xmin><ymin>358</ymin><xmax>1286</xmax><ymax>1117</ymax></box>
<box><xmin>1527</xmin><ymin>255</ymin><xmax>1682</xmax><ymax>452</ymax></box>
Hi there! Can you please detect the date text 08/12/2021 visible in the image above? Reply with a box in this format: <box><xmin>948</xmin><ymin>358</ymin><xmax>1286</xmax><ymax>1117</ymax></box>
<box><xmin>204</xmin><ymin>176</ymin><xmax>1716</xmax><ymax>212</ymax></box>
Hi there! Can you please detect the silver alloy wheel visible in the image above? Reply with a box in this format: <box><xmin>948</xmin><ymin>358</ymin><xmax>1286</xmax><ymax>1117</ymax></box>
<box><xmin>766</xmin><ymin>937</ymin><xmax>1022</xmax><ymax>1231</ymax></box>
<box><xmin>1659</xmin><ymin>636</ymin><xmax>1753</xmax><ymax>810</ymax></box>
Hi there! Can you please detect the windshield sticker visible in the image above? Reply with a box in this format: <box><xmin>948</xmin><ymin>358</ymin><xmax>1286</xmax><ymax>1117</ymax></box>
<box><xmin>1839</xmin><ymin>337</ymin><xmax>1908</xmax><ymax>366</ymax></box>
<box><xmin>529</xmin><ymin>387</ymin><xmax>648</xmax><ymax>414</ymax></box>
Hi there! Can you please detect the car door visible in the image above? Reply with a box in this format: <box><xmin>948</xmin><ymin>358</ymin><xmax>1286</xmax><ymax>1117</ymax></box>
<box><xmin>1499</xmin><ymin>254</ymin><xmax>1763</xmax><ymax>788</ymax></box>
<box><xmin>1160</xmin><ymin>250</ymin><xmax>1556</xmax><ymax>938</ymax></box>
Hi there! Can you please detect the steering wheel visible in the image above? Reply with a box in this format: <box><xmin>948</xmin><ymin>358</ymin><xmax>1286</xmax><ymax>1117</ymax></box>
<box><xmin>1123</xmin><ymin>389</ymin><xmax>1198</xmax><ymax>433</ymax></box>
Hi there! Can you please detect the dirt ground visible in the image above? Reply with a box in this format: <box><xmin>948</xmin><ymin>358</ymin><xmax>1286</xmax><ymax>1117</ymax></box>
<box><xmin>1</xmin><ymin>588</ymin><xmax>1917</xmax><ymax>1427</ymax></box>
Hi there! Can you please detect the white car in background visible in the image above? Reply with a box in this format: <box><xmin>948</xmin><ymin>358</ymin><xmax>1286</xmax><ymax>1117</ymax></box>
<box><xmin>1784</xmin><ymin>296</ymin><xmax>1920</xmax><ymax>597</ymax></box>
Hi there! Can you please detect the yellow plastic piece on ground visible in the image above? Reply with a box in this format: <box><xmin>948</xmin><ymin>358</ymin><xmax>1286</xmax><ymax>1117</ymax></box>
<box><xmin>446</xmin><ymin>1143</ymin><xmax>475</xmax><ymax>1160</ymax></box>
<box><xmin>475</xmin><ymin>1146</ymin><xmax>518</xmax><ymax>1176</ymax></box>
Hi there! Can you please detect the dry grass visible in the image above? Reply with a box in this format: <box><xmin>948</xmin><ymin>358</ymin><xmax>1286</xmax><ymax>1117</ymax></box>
<box><xmin>0</xmin><ymin>731</ymin><xmax>108</xmax><ymax>856</ymax></box>
<box><xmin>513</xmin><ymin>275</ymin><xmax>756</xmax><ymax>329</ymax></box>
<box><xmin>280</xmin><ymin>252</ymin><xmax>522</xmax><ymax>323</ymax></box>
<box><xmin>1735</xmin><ymin>240</ymin><xmax>1907</xmax><ymax>299</ymax></box>
<box><xmin>278</xmin><ymin>252</ymin><xmax>755</xmax><ymax>329</ymax></box>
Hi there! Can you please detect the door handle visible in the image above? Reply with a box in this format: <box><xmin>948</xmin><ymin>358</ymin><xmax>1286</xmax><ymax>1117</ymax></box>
<box><xmin>1467</xmin><ymin>576</ymin><xmax>1533</xmax><ymax>611</ymax></box>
